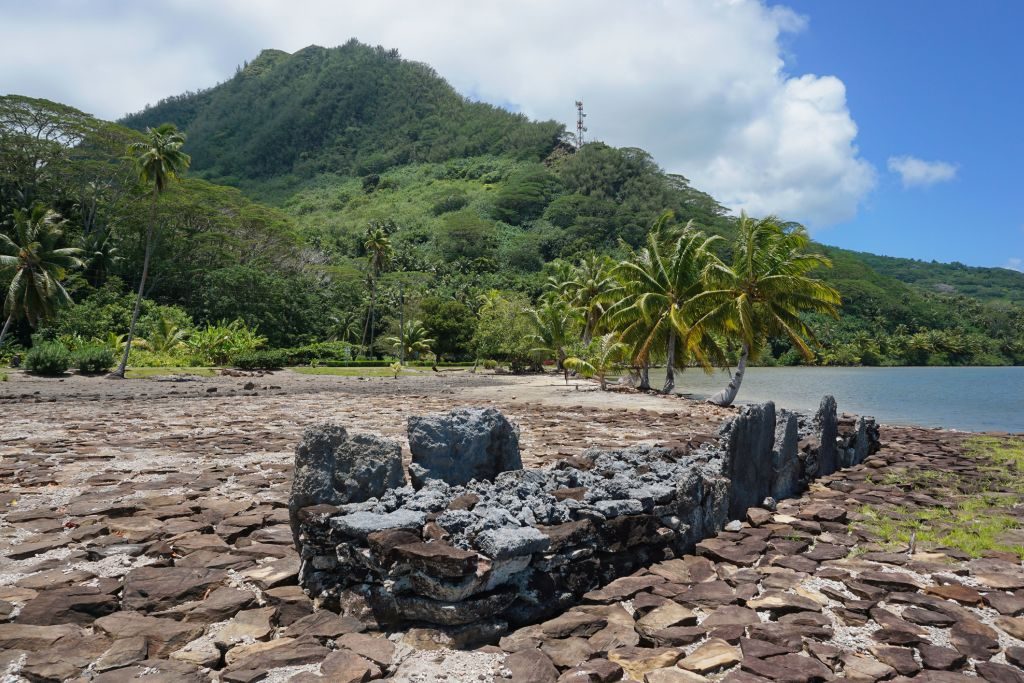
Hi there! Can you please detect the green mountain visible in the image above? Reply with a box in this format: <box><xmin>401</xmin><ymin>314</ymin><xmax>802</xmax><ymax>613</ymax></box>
<box><xmin>4</xmin><ymin>42</ymin><xmax>1020</xmax><ymax>366</ymax></box>
<box><xmin>121</xmin><ymin>41</ymin><xmax>563</xmax><ymax>195</ymax></box>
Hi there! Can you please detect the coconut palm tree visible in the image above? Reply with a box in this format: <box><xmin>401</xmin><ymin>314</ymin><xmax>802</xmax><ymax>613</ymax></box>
<box><xmin>605</xmin><ymin>213</ymin><xmax>724</xmax><ymax>394</ymax></box>
<box><xmin>385</xmin><ymin>319</ymin><xmax>434</xmax><ymax>362</ymax></box>
<box><xmin>111</xmin><ymin>123</ymin><xmax>190</xmax><ymax>377</ymax></box>
<box><xmin>692</xmin><ymin>214</ymin><xmax>841</xmax><ymax>406</ymax></box>
<box><xmin>528</xmin><ymin>299</ymin><xmax>579</xmax><ymax>371</ymax></box>
<box><xmin>563</xmin><ymin>333</ymin><xmax>629</xmax><ymax>391</ymax></box>
<box><xmin>78</xmin><ymin>228</ymin><xmax>121</xmax><ymax>287</ymax></box>
<box><xmin>327</xmin><ymin>310</ymin><xmax>363</xmax><ymax>345</ymax></box>
<box><xmin>361</xmin><ymin>226</ymin><xmax>394</xmax><ymax>356</ymax></box>
<box><xmin>138</xmin><ymin>312</ymin><xmax>188</xmax><ymax>354</ymax></box>
<box><xmin>562</xmin><ymin>254</ymin><xmax>616</xmax><ymax>343</ymax></box>
<box><xmin>0</xmin><ymin>204</ymin><xmax>84</xmax><ymax>345</ymax></box>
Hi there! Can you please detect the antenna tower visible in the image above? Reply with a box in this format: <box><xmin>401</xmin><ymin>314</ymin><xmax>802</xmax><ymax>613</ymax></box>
<box><xmin>575</xmin><ymin>100</ymin><xmax>587</xmax><ymax>149</ymax></box>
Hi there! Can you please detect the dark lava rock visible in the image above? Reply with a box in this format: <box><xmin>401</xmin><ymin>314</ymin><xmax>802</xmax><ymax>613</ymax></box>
<box><xmin>407</xmin><ymin>407</ymin><xmax>522</xmax><ymax>488</ymax></box>
<box><xmin>289</xmin><ymin>423</ymin><xmax>404</xmax><ymax>545</ymax></box>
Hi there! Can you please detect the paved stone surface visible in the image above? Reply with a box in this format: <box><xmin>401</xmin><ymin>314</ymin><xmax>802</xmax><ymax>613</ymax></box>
<box><xmin>1</xmin><ymin>372</ymin><xmax>1022</xmax><ymax>681</ymax></box>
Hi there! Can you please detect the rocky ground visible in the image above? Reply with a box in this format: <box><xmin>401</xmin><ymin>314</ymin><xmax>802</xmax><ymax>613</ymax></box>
<box><xmin>1</xmin><ymin>371</ymin><xmax>1022</xmax><ymax>682</ymax></box>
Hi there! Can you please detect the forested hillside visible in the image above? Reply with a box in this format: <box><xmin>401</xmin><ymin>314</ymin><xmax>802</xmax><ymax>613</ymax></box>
<box><xmin>851</xmin><ymin>251</ymin><xmax>1024</xmax><ymax>305</ymax></box>
<box><xmin>121</xmin><ymin>41</ymin><xmax>564</xmax><ymax>198</ymax></box>
<box><xmin>2</xmin><ymin>41</ymin><xmax>1022</xmax><ymax>375</ymax></box>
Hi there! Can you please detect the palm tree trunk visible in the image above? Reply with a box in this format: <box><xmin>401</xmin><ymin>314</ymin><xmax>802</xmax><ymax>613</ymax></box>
<box><xmin>639</xmin><ymin>361</ymin><xmax>651</xmax><ymax>391</ymax></box>
<box><xmin>368</xmin><ymin>280</ymin><xmax>377</xmax><ymax>358</ymax></box>
<box><xmin>708</xmin><ymin>343</ymin><xmax>749</xmax><ymax>407</ymax></box>
<box><xmin>0</xmin><ymin>313</ymin><xmax>14</xmax><ymax>347</ymax></box>
<box><xmin>112</xmin><ymin>194</ymin><xmax>157</xmax><ymax>378</ymax></box>
<box><xmin>663</xmin><ymin>328</ymin><xmax>676</xmax><ymax>394</ymax></box>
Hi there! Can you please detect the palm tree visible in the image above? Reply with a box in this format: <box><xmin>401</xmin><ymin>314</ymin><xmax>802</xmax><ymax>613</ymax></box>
<box><xmin>528</xmin><ymin>299</ymin><xmax>578</xmax><ymax>371</ymax></box>
<box><xmin>0</xmin><ymin>204</ymin><xmax>84</xmax><ymax>346</ymax></box>
<box><xmin>112</xmin><ymin>124</ymin><xmax>190</xmax><ymax>377</ymax></box>
<box><xmin>385</xmin><ymin>320</ymin><xmax>434</xmax><ymax>362</ymax></box>
<box><xmin>606</xmin><ymin>214</ymin><xmax>724</xmax><ymax>394</ymax></box>
<box><xmin>78</xmin><ymin>228</ymin><xmax>122</xmax><ymax>287</ymax></box>
<box><xmin>139</xmin><ymin>312</ymin><xmax>188</xmax><ymax>354</ymax></box>
<box><xmin>327</xmin><ymin>310</ymin><xmax>363</xmax><ymax>345</ymax></box>
<box><xmin>563</xmin><ymin>333</ymin><xmax>629</xmax><ymax>391</ymax></box>
<box><xmin>562</xmin><ymin>254</ymin><xmax>616</xmax><ymax>343</ymax></box>
<box><xmin>693</xmin><ymin>214</ymin><xmax>841</xmax><ymax>406</ymax></box>
<box><xmin>361</xmin><ymin>226</ymin><xmax>394</xmax><ymax>357</ymax></box>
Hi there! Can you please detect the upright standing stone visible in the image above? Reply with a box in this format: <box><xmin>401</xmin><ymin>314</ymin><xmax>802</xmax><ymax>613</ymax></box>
<box><xmin>289</xmin><ymin>424</ymin><xmax>404</xmax><ymax>546</ymax></box>
<box><xmin>407</xmin><ymin>407</ymin><xmax>522</xmax><ymax>488</ymax></box>
<box><xmin>815</xmin><ymin>395</ymin><xmax>838</xmax><ymax>476</ymax></box>
<box><xmin>723</xmin><ymin>402</ymin><xmax>776</xmax><ymax>520</ymax></box>
<box><xmin>771</xmin><ymin>411</ymin><xmax>800</xmax><ymax>500</ymax></box>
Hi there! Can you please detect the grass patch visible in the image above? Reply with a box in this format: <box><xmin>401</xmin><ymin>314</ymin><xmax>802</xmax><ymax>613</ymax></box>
<box><xmin>965</xmin><ymin>435</ymin><xmax>1024</xmax><ymax>473</ymax></box>
<box><xmin>857</xmin><ymin>503</ymin><xmax>1023</xmax><ymax>559</ymax></box>
<box><xmin>855</xmin><ymin>436</ymin><xmax>1024</xmax><ymax>559</ymax></box>
<box><xmin>0</xmin><ymin>372</ymin><xmax>6</xmax><ymax>382</ymax></box>
<box><xmin>126</xmin><ymin>367</ymin><xmax>218</xmax><ymax>379</ymax></box>
<box><xmin>880</xmin><ymin>468</ymin><xmax>959</xmax><ymax>491</ymax></box>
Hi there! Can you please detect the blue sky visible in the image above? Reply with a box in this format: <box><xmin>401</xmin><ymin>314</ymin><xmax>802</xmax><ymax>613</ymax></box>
<box><xmin>776</xmin><ymin>1</ymin><xmax>1023</xmax><ymax>269</ymax></box>
<box><xmin>1</xmin><ymin>1</ymin><xmax>1020</xmax><ymax>270</ymax></box>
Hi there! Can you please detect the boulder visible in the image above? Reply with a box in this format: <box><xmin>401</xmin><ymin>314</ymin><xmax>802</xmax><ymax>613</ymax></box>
<box><xmin>289</xmin><ymin>423</ymin><xmax>404</xmax><ymax>545</ymax></box>
<box><xmin>407</xmin><ymin>407</ymin><xmax>522</xmax><ymax>487</ymax></box>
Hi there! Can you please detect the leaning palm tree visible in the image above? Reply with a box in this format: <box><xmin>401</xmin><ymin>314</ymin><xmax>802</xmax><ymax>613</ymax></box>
<box><xmin>563</xmin><ymin>333</ymin><xmax>629</xmax><ymax>391</ymax></box>
<box><xmin>0</xmin><ymin>205</ymin><xmax>84</xmax><ymax>345</ymax></box>
<box><xmin>111</xmin><ymin>124</ymin><xmax>190</xmax><ymax>377</ymax></box>
<box><xmin>360</xmin><ymin>226</ymin><xmax>394</xmax><ymax>356</ymax></box>
<box><xmin>692</xmin><ymin>214</ymin><xmax>841</xmax><ymax>406</ymax></box>
<box><xmin>385</xmin><ymin>319</ymin><xmax>434</xmax><ymax>362</ymax></box>
<box><xmin>605</xmin><ymin>213</ymin><xmax>724</xmax><ymax>394</ymax></box>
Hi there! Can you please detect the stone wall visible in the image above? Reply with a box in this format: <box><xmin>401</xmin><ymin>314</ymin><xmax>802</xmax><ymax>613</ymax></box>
<box><xmin>294</xmin><ymin>397</ymin><xmax>879</xmax><ymax>632</ymax></box>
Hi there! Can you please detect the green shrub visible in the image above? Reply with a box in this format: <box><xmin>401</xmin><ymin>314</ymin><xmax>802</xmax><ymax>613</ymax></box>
<box><xmin>317</xmin><ymin>359</ymin><xmax>389</xmax><ymax>367</ymax></box>
<box><xmin>25</xmin><ymin>342</ymin><xmax>71</xmax><ymax>376</ymax></box>
<box><xmin>233</xmin><ymin>350</ymin><xmax>288</xmax><ymax>370</ymax></box>
<box><xmin>0</xmin><ymin>372</ymin><xmax>7</xmax><ymax>382</ymax></box>
<box><xmin>74</xmin><ymin>345</ymin><xmax>115</xmax><ymax>374</ymax></box>
<box><xmin>284</xmin><ymin>341</ymin><xmax>353</xmax><ymax>365</ymax></box>
<box><xmin>482</xmin><ymin>359</ymin><xmax>498</xmax><ymax>369</ymax></box>
<box><xmin>127</xmin><ymin>348</ymin><xmax>200</xmax><ymax>367</ymax></box>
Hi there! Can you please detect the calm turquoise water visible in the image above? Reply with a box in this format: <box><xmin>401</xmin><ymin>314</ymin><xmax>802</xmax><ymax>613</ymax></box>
<box><xmin>668</xmin><ymin>366</ymin><xmax>1024</xmax><ymax>433</ymax></box>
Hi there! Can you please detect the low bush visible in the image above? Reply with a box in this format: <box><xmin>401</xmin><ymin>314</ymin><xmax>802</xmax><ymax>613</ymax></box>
<box><xmin>127</xmin><ymin>348</ymin><xmax>202</xmax><ymax>367</ymax></box>
<box><xmin>284</xmin><ymin>341</ymin><xmax>353</xmax><ymax>365</ymax></box>
<box><xmin>25</xmin><ymin>342</ymin><xmax>71</xmax><ymax>376</ymax></box>
<box><xmin>482</xmin><ymin>359</ymin><xmax>498</xmax><ymax>369</ymax></box>
<box><xmin>74</xmin><ymin>345</ymin><xmax>115</xmax><ymax>374</ymax></box>
<box><xmin>233</xmin><ymin>349</ymin><xmax>288</xmax><ymax>370</ymax></box>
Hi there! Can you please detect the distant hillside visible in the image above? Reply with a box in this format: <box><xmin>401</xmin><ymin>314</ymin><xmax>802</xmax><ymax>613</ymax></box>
<box><xmin>121</xmin><ymin>41</ymin><xmax>564</xmax><ymax>189</ymax></box>
<box><xmin>851</xmin><ymin>251</ymin><xmax>1024</xmax><ymax>306</ymax></box>
<box><xmin>107</xmin><ymin>42</ymin><xmax>1024</xmax><ymax>365</ymax></box>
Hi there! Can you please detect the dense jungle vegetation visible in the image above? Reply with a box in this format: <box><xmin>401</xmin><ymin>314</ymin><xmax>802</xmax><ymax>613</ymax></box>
<box><xmin>2</xmin><ymin>41</ymin><xmax>1022</xmax><ymax>384</ymax></box>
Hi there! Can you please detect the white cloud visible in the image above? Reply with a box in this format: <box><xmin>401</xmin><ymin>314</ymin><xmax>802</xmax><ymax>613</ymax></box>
<box><xmin>1005</xmin><ymin>257</ymin><xmax>1023</xmax><ymax>272</ymax></box>
<box><xmin>887</xmin><ymin>155</ymin><xmax>958</xmax><ymax>188</ymax></box>
<box><xmin>0</xmin><ymin>0</ymin><xmax>876</xmax><ymax>228</ymax></box>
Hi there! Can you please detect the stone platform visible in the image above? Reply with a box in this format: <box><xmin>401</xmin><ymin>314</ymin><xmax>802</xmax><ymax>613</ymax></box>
<box><xmin>295</xmin><ymin>398</ymin><xmax>880</xmax><ymax>631</ymax></box>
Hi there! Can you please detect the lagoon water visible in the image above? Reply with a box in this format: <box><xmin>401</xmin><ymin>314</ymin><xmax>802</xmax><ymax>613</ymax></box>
<box><xmin>669</xmin><ymin>366</ymin><xmax>1024</xmax><ymax>433</ymax></box>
